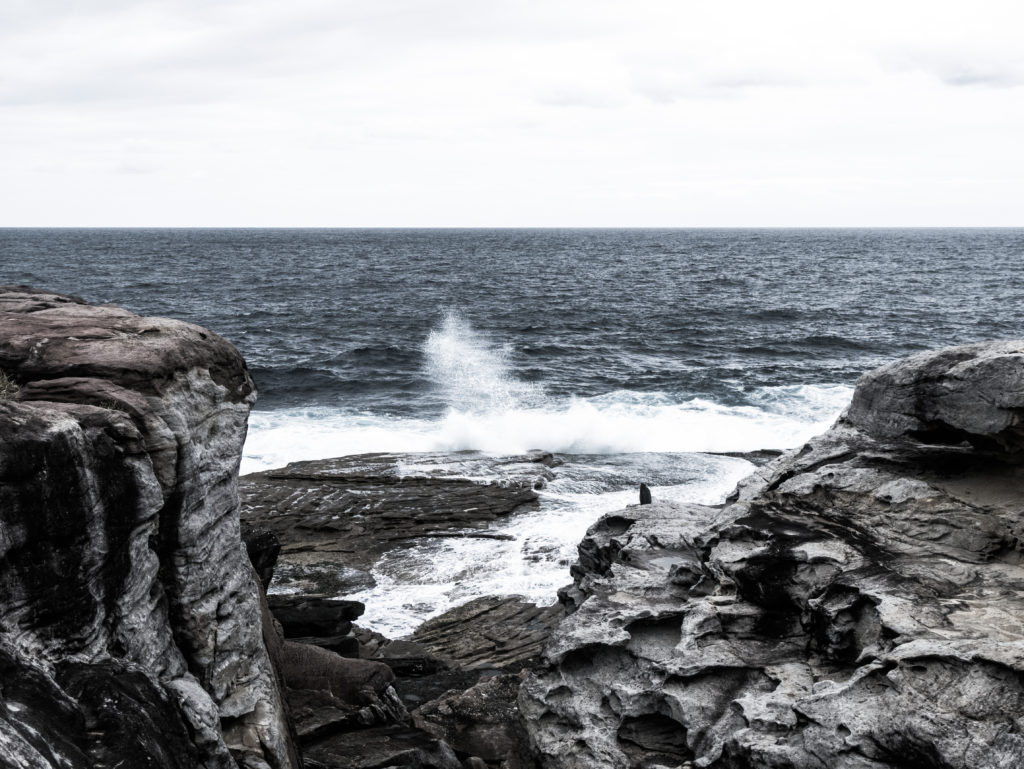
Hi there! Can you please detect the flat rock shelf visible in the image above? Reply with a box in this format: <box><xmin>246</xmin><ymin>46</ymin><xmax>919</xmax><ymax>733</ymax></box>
<box><xmin>239</xmin><ymin>451</ymin><xmax>559</xmax><ymax>597</ymax></box>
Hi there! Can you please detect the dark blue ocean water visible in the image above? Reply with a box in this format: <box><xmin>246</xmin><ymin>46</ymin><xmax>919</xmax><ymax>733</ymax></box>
<box><xmin>5</xmin><ymin>227</ymin><xmax>1023</xmax><ymax>631</ymax></box>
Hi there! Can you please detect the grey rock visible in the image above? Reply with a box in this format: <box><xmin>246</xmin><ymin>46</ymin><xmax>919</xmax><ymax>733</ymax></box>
<box><xmin>244</xmin><ymin>527</ymin><xmax>284</xmax><ymax>591</ymax></box>
<box><xmin>240</xmin><ymin>452</ymin><xmax>554</xmax><ymax>595</ymax></box>
<box><xmin>268</xmin><ymin>595</ymin><xmax>365</xmax><ymax>638</ymax></box>
<box><xmin>415</xmin><ymin>674</ymin><xmax>536</xmax><ymax>769</ymax></box>
<box><xmin>846</xmin><ymin>339</ymin><xmax>1024</xmax><ymax>450</ymax></box>
<box><xmin>302</xmin><ymin>724</ymin><xmax>464</xmax><ymax>769</ymax></box>
<box><xmin>410</xmin><ymin>596</ymin><xmax>566</xmax><ymax>673</ymax></box>
<box><xmin>522</xmin><ymin>340</ymin><xmax>1024</xmax><ymax>769</ymax></box>
<box><xmin>0</xmin><ymin>286</ymin><xmax>296</xmax><ymax>769</ymax></box>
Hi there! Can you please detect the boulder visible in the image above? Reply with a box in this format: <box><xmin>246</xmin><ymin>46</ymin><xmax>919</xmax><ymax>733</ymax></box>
<box><xmin>268</xmin><ymin>595</ymin><xmax>365</xmax><ymax>639</ymax></box>
<box><xmin>847</xmin><ymin>340</ymin><xmax>1024</xmax><ymax>450</ymax></box>
<box><xmin>415</xmin><ymin>674</ymin><xmax>536</xmax><ymax>769</ymax></box>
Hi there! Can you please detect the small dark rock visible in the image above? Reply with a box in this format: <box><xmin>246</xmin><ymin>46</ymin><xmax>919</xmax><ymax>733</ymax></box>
<box><xmin>639</xmin><ymin>483</ymin><xmax>652</xmax><ymax>505</ymax></box>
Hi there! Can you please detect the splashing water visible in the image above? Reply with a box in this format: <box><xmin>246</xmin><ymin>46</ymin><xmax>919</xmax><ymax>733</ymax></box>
<box><xmin>423</xmin><ymin>312</ymin><xmax>542</xmax><ymax>413</ymax></box>
<box><xmin>241</xmin><ymin>384</ymin><xmax>852</xmax><ymax>474</ymax></box>
<box><xmin>242</xmin><ymin>316</ymin><xmax>855</xmax><ymax>635</ymax></box>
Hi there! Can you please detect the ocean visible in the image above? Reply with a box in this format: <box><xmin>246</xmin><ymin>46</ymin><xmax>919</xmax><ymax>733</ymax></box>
<box><xmin>4</xmin><ymin>228</ymin><xmax>1023</xmax><ymax>634</ymax></box>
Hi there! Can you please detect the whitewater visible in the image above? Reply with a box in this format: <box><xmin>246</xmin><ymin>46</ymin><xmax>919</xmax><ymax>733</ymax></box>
<box><xmin>15</xmin><ymin>227</ymin><xmax>1017</xmax><ymax>635</ymax></box>
<box><xmin>244</xmin><ymin>313</ymin><xmax>853</xmax><ymax>636</ymax></box>
<box><xmin>242</xmin><ymin>313</ymin><xmax>852</xmax><ymax>473</ymax></box>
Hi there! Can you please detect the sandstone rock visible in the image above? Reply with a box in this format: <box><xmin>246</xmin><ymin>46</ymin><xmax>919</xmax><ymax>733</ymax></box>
<box><xmin>410</xmin><ymin>596</ymin><xmax>566</xmax><ymax>673</ymax></box>
<box><xmin>364</xmin><ymin>596</ymin><xmax>564</xmax><ymax>769</ymax></box>
<box><xmin>268</xmin><ymin>595</ymin><xmax>365</xmax><ymax>639</ymax></box>
<box><xmin>302</xmin><ymin>724</ymin><xmax>463</xmax><ymax>769</ymax></box>
<box><xmin>0</xmin><ymin>286</ymin><xmax>296</xmax><ymax>769</ymax></box>
<box><xmin>288</xmin><ymin>635</ymin><xmax>361</xmax><ymax>658</ymax></box>
<box><xmin>244</xmin><ymin>527</ymin><xmax>284</xmax><ymax>591</ymax></box>
<box><xmin>522</xmin><ymin>340</ymin><xmax>1024</xmax><ymax>769</ymax></box>
<box><xmin>415</xmin><ymin>674</ymin><xmax>536</xmax><ymax>769</ymax></box>
<box><xmin>281</xmin><ymin>642</ymin><xmax>395</xmax><ymax>705</ymax></box>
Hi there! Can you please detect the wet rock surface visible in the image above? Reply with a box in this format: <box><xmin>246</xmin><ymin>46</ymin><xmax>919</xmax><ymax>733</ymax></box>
<box><xmin>522</xmin><ymin>340</ymin><xmax>1024</xmax><ymax>769</ymax></box>
<box><xmin>239</xmin><ymin>452</ymin><xmax>557</xmax><ymax>595</ymax></box>
<box><xmin>0</xmin><ymin>287</ymin><xmax>296</xmax><ymax>769</ymax></box>
<box><xmin>244</xmin><ymin>473</ymin><xmax>564</xmax><ymax>769</ymax></box>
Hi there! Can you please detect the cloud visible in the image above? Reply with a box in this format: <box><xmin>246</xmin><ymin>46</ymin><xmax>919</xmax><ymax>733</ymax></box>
<box><xmin>1</xmin><ymin>0</ymin><xmax>1023</xmax><ymax>225</ymax></box>
<box><xmin>884</xmin><ymin>53</ymin><xmax>1024</xmax><ymax>89</ymax></box>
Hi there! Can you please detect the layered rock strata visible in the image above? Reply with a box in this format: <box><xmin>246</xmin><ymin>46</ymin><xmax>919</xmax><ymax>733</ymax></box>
<box><xmin>522</xmin><ymin>341</ymin><xmax>1024</xmax><ymax>769</ymax></box>
<box><xmin>0</xmin><ymin>287</ymin><xmax>297</xmax><ymax>769</ymax></box>
<box><xmin>407</xmin><ymin>597</ymin><xmax>566</xmax><ymax>769</ymax></box>
<box><xmin>239</xmin><ymin>451</ymin><xmax>556</xmax><ymax>596</ymax></box>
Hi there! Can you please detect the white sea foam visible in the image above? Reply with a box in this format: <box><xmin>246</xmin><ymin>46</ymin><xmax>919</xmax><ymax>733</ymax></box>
<box><xmin>241</xmin><ymin>387</ymin><xmax>850</xmax><ymax>475</ymax></box>
<box><xmin>350</xmin><ymin>453</ymin><xmax>756</xmax><ymax>637</ymax></box>
<box><xmin>242</xmin><ymin>314</ymin><xmax>853</xmax><ymax>474</ymax></box>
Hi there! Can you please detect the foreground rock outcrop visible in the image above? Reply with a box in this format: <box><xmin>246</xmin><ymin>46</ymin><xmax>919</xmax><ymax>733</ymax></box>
<box><xmin>0</xmin><ymin>287</ymin><xmax>297</xmax><ymax>768</ymax></box>
<box><xmin>522</xmin><ymin>341</ymin><xmax>1024</xmax><ymax>769</ymax></box>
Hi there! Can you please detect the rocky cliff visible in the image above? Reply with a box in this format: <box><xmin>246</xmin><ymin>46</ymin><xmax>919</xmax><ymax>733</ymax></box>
<box><xmin>521</xmin><ymin>341</ymin><xmax>1024</xmax><ymax>769</ymax></box>
<box><xmin>0</xmin><ymin>287</ymin><xmax>297</xmax><ymax>769</ymax></box>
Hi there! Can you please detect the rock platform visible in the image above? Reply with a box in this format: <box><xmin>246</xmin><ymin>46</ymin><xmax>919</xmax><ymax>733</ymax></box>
<box><xmin>240</xmin><ymin>451</ymin><xmax>557</xmax><ymax>597</ymax></box>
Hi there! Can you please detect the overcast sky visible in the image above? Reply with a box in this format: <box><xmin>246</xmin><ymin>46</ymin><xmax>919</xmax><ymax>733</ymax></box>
<box><xmin>2</xmin><ymin>0</ymin><xmax>1022</xmax><ymax>226</ymax></box>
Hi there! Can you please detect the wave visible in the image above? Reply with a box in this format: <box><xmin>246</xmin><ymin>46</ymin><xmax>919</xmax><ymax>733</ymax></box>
<box><xmin>240</xmin><ymin>314</ymin><xmax>854</xmax><ymax>474</ymax></box>
<box><xmin>423</xmin><ymin>311</ymin><xmax>543</xmax><ymax>412</ymax></box>
<box><xmin>241</xmin><ymin>385</ymin><xmax>851</xmax><ymax>474</ymax></box>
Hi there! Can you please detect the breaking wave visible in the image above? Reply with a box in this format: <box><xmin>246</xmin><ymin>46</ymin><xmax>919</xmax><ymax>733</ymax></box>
<box><xmin>241</xmin><ymin>315</ymin><xmax>852</xmax><ymax>474</ymax></box>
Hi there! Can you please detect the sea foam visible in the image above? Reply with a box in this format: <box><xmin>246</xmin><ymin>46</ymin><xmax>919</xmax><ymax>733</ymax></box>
<box><xmin>242</xmin><ymin>313</ymin><xmax>852</xmax><ymax>474</ymax></box>
<box><xmin>241</xmin><ymin>387</ymin><xmax>851</xmax><ymax>475</ymax></box>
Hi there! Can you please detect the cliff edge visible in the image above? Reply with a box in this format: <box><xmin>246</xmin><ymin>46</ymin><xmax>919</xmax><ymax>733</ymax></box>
<box><xmin>0</xmin><ymin>287</ymin><xmax>297</xmax><ymax>769</ymax></box>
<box><xmin>522</xmin><ymin>341</ymin><xmax>1024</xmax><ymax>769</ymax></box>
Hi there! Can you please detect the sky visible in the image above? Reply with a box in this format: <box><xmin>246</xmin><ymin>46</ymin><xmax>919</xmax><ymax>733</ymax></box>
<box><xmin>1</xmin><ymin>0</ymin><xmax>1023</xmax><ymax>226</ymax></box>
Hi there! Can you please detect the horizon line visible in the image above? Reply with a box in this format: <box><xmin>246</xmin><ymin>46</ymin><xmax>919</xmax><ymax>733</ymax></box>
<box><xmin>2</xmin><ymin>225</ymin><xmax>1023</xmax><ymax>230</ymax></box>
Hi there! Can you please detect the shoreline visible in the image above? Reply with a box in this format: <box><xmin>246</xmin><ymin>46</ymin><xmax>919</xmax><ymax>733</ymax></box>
<box><xmin>4</xmin><ymin>285</ymin><xmax>1023</xmax><ymax>769</ymax></box>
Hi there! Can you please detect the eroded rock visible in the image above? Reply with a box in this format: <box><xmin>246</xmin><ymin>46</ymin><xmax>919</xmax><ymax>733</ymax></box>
<box><xmin>522</xmin><ymin>340</ymin><xmax>1024</xmax><ymax>769</ymax></box>
<box><xmin>0</xmin><ymin>286</ymin><xmax>296</xmax><ymax>769</ymax></box>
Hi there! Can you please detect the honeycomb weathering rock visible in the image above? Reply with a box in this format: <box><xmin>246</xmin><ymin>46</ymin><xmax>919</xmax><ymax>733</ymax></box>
<box><xmin>522</xmin><ymin>341</ymin><xmax>1024</xmax><ymax>769</ymax></box>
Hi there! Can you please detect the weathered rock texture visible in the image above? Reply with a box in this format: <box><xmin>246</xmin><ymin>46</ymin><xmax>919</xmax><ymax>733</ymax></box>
<box><xmin>363</xmin><ymin>596</ymin><xmax>565</xmax><ymax>769</ymax></box>
<box><xmin>522</xmin><ymin>340</ymin><xmax>1024</xmax><ymax>769</ymax></box>
<box><xmin>240</xmin><ymin>451</ymin><xmax>556</xmax><ymax>596</ymax></box>
<box><xmin>0</xmin><ymin>287</ymin><xmax>297</xmax><ymax>769</ymax></box>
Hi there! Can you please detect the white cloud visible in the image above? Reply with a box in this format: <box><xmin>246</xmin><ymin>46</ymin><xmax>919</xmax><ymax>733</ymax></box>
<box><xmin>0</xmin><ymin>0</ymin><xmax>1022</xmax><ymax>225</ymax></box>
